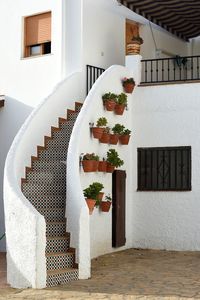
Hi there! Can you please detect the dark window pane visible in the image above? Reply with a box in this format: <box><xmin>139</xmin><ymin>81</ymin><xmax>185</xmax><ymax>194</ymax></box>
<box><xmin>43</xmin><ymin>42</ymin><xmax>51</xmax><ymax>54</ymax></box>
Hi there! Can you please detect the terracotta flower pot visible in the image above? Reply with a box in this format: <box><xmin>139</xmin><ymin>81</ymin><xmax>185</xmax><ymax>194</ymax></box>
<box><xmin>123</xmin><ymin>83</ymin><xmax>135</xmax><ymax>94</ymax></box>
<box><xmin>114</xmin><ymin>104</ymin><xmax>125</xmax><ymax>115</ymax></box>
<box><xmin>92</xmin><ymin>161</ymin><xmax>99</xmax><ymax>171</ymax></box>
<box><xmin>104</xmin><ymin>99</ymin><xmax>116</xmax><ymax>111</ymax></box>
<box><xmin>92</xmin><ymin>127</ymin><xmax>104</xmax><ymax>139</ymax></box>
<box><xmin>86</xmin><ymin>198</ymin><xmax>96</xmax><ymax>215</ymax></box>
<box><xmin>109</xmin><ymin>134</ymin><xmax>119</xmax><ymax>145</ymax></box>
<box><xmin>99</xmin><ymin>133</ymin><xmax>110</xmax><ymax>144</ymax></box>
<box><xmin>98</xmin><ymin>161</ymin><xmax>107</xmax><ymax>172</ymax></box>
<box><xmin>100</xmin><ymin>201</ymin><xmax>111</xmax><ymax>212</ymax></box>
<box><xmin>119</xmin><ymin>135</ymin><xmax>130</xmax><ymax>145</ymax></box>
<box><xmin>97</xmin><ymin>192</ymin><xmax>104</xmax><ymax>201</ymax></box>
<box><xmin>82</xmin><ymin>160</ymin><xmax>99</xmax><ymax>172</ymax></box>
<box><xmin>127</xmin><ymin>42</ymin><xmax>141</xmax><ymax>55</ymax></box>
<box><xmin>106</xmin><ymin>163</ymin><xmax>115</xmax><ymax>173</ymax></box>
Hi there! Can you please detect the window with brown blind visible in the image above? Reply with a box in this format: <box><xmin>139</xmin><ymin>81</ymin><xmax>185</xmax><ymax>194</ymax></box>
<box><xmin>24</xmin><ymin>12</ymin><xmax>51</xmax><ymax>57</ymax></box>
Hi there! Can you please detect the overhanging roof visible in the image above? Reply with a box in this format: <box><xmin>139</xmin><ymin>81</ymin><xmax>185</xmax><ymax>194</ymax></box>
<box><xmin>118</xmin><ymin>0</ymin><xmax>200</xmax><ymax>41</ymax></box>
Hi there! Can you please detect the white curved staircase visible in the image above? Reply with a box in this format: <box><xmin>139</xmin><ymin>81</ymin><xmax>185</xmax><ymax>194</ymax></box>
<box><xmin>20</xmin><ymin>102</ymin><xmax>82</xmax><ymax>287</ymax></box>
<box><xmin>4</xmin><ymin>64</ymin><xmax>137</xmax><ymax>289</ymax></box>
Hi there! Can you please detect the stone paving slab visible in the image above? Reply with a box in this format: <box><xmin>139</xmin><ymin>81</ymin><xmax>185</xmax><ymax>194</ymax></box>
<box><xmin>1</xmin><ymin>249</ymin><xmax>200</xmax><ymax>299</ymax></box>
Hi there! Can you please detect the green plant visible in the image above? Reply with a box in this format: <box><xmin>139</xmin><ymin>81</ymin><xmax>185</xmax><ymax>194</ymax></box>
<box><xmin>83</xmin><ymin>182</ymin><xmax>104</xmax><ymax>200</ymax></box>
<box><xmin>83</xmin><ymin>153</ymin><xmax>99</xmax><ymax>161</ymax></box>
<box><xmin>106</xmin><ymin>149</ymin><xmax>124</xmax><ymax>168</ymax></box>
<box><xmin>96</xmin><ymin>117</ymin><xmax>108</xmax><ymax>127</ymax></box>
<box><xmin>174</xmin><ymin>55</ymin><xmax>187</xmax><ymax>68</ymax></box>
<box><xmin>112</xmin><ymin>124</ymin><xmax>125</xmax><ymax>135</ymax></box>
<box><xmin>122</xmin><ymin>77</ymin><xmax>135</xmax><ymax>86</ymax></box>
<box><xmin>122</xmin><ymin>128</ymin><xmax>131</xmax><ymax>135</ymax></box>
<box><xmin>103</xmin><ymin>126</ymin><xmax>110</xmax><ymax>134</ymax></box>
<box><xmin>116</xmin><ymin>93</ymin><xmax>127</xmax><ymax>106</ymax></box>
<box><xmin>102</xmin><ymin>92</ymin><xmax>117</xmax><ymax>102</ymax></box>
<box><xmin>132</xmin><ymin>35</ymin><xmax>143</xmax><ymax>44</ymax></box>
<box><xmin>105</xmin><ymin>195</ymin><xmax>112</xmax><ymax>202</ymax></box>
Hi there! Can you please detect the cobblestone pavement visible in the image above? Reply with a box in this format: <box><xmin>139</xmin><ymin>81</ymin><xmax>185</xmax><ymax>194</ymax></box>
<box><xmin>1</xmin><ymin>249</ymin><xmax>200</xmax><ymax>299</ymax></box>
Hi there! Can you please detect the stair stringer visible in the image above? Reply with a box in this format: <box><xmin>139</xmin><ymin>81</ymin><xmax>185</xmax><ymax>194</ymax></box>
<box><xmin>4</xmin><ymin>72</ymin><xmax>84</xmax><ymax>289</ymax></box>
<box><xmin>67</xmin><ymin>65</ymin><xmax>132</xmax><ymax>279</ymax></box>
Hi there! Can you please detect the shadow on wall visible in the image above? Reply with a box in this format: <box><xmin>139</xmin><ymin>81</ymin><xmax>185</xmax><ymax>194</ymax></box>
<box><xmin>0</xmin><ymin>96</ymin><xmax>33</xmax><ymax>252</ymax></box>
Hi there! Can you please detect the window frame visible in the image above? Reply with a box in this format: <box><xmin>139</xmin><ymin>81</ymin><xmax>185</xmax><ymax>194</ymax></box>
<box><xmin>137</xmin><ymin>146</ymin><xmax>192</xmax><ymax>192</ymax></box>
<box><xmin>23</xmin><ymin>11</ymin><xmax>51</xmax><ymax>58</ymax></box>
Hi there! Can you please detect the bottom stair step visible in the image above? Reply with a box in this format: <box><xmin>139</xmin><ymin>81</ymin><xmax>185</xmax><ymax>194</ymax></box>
<box><xmin>47</xmin><ymin>268</ymin><xmax>79</xmax><ymax>287</ymax></box>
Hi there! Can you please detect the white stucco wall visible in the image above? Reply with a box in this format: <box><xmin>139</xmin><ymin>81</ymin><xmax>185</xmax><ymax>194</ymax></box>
<box><xmin>82</xmin><ymin>0</ymin><xmax>125</xmax><ymax>70</ymax></box>
<box><xmin>0</xmin><ymin>0</ymin><xmax>63</xmax><ymax>106</ymax></box>
<box><xmin>140</xmin><ymin>24</ymin><xmax>189</xmax><ymax>59</ymax></box>
<box><xmin>82</xmin><ymin>0</ymin><xmax>191</xmax><ymax>74</ymax></box>
<box><xmin>132</xmin><ymin>82</ymin><xmax>200</xmax><ymax>250</ymax></box>
<box><xmin>0</xmin><ymin>0</ymin><xmax>64</xmax><ymax>251</ymax></box>
<box><xmin>190</xmin><ymin>36</ymin><xmax>200</xmax><ymax>56</ymax></box>
<box><xmin>71</xmin><ymin>65</ymin><xmax>135</xmax><ymax>260</ymax></box>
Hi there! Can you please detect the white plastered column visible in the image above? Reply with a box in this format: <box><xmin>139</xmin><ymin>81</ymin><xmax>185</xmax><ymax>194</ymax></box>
<box><xmin>125</xmin><ymin>55</ymin><xmax>142</xmax><ymax>85</ymax></box>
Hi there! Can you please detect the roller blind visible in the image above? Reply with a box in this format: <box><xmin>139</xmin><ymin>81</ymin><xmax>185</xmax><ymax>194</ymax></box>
<box><xmin>25</xmin><ymin>12</ymin><xmax>51</xmax><ymax>46</ymax></box>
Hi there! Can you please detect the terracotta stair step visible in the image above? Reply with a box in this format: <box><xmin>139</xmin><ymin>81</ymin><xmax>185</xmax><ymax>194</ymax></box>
<box><xmin>46</xmin><ymin>251</ymin><xmax>75</xmax><ymax>270</ymax></box>
<box><xmin>75</xmin><ymin>101</ymin><xmax>83</xmax><ymax>113</ymax></box>
<box><xmin>46</xmin><ymin>139</ymin><xmax>69</xmax><ymax>150</ymax></box>
<box><xmin>47</xmin><ymin>267</ymin><xmax>78</xmax><ymax>276</ymax></box>
<box><xmin>39</xmin><ymin>208</ymin><xmax>65</xmax><ymax>222</ymax></box>
<box><xmin>22</xmin><ymin>183</ymin><xmax>66</xmax><ymax>196</ymax></box>
<box><xmin>27</xmin><ymin>195</ymin><xmax>65</xmax><ymax>210</ymax></box>
<box><xmin>46</xmin><ymin>236</ymin><xmax>70</xmax><ymax>253</ymax></box>
<box><xmin>66</xmin><ymin>109</ymin><xmax>78</xmax><ymax>121</ymax></box>
<box><xmin>46</xmin><ymin>251</ymin><xmax>74</xmax><ymax>257</ymax></box>
<box><xmin>46</xmin><ymin>221</ymin><xmax>66</xmax><ymax>237</ymax></box>
<box><xmin>32</xmin><ymin>160</ymin><xmax>66</xmax><ymax>171</ymax></box>
<box><xmin>39</xmin><ymin>149</ymin><xmax>67</xmax><ymax>161</ymax></box>
<box><xmin>26</xmin><ymin>170</ymin><xmax>65</xmax><ymax>184</ymax></box>
<box><xmin>47</xmin><ymin>268</ymin><xmax>78</xmax><ymax>287</ymax></box>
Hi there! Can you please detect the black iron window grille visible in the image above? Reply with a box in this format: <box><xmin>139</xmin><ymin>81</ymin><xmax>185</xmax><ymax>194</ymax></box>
<box><xmin>138</xmin><ymin>146</ymin><xmax>191</xmax><ymax>191</ymax></box>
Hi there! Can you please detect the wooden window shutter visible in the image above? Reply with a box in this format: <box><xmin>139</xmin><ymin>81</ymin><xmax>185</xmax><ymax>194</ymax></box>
<box><xmin>25</xmin><ymin>12</ymin><xmax>51</xmax><ymax>46</ymax></box>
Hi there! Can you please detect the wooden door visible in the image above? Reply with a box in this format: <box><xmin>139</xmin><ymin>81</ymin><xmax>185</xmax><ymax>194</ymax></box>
<box><xmin>112</xmin><ymin>170</ymin><xmax>126</xmax><ymax>247</ymax></box>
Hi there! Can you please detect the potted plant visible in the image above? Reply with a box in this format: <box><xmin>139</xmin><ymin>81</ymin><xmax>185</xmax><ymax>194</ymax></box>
<box><xmin>99</xmin><ymin>126</ymin><xmax>110</xmax><ymax>144</ymax></box>
<box><xmin>92</xmin><ymin>117</ymin><xmax>108</xmax><ymax>139</ymax></box>
<box><xmin>83</xmin><ymin>185</ymin><xmax>96</xmax><ymax>215</ymax></box>
<box><xmin>127</xmin><ymin>35</ymin><xmax>143</xmax><ymax>55</ymax></box>
<box><xmin>114</xmin><ymin>93</ymin><xmax>127</xmax><ymax>115</ymax></box>
<box><xmin>102</xmin><ymin>92</ymin><xmax>117</xmax><ymax>111</ymax></box>
<box><xmin>106</xmin><ymin>149</ymin><xmax>124</xmax><ymax>173</ymax></box>
<box><xmin>110</xmin><ymin>123</ymin><xmax>124</xmax><ymax>145</ymax></box>
<box><xmin>83</xmin><ymin>182</ymin><xmax>104</xmax><ymax>214</ymax></box>
<box><xmin>82</xmin><ymin>153</ymin><xmax>99</xmax><ymax>172</ymax></box>
<box><xmin>119</xmin><ymin>128</ymin><xmax>131</xmax><ymax>145</ymax></box>
<box><xmin>122</xmin><ymin>77</ymin><xmax>135</xmax><ymax>93</ymax></box>
<box><xmin>95</xmin><ymin>182</ymin><xmax>104</xmax><ymax>205</ymax></box>
<box><xmin>98</xmin><ymin>158</ymin><xmax>107</xmax><ymax>172</ymax></box>
<box><xmin>100</xmin><ymin>195</ymin><xmax>112</xmax><ymax>212</ymax></box>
